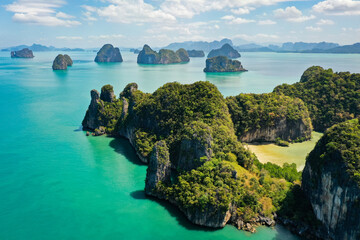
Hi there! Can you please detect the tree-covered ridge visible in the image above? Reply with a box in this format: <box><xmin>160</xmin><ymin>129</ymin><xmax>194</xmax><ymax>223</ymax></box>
<box><xmin>305</xmin><ymin>118</ymin><xmax>360</xmax><ymax>184</ymax></box>
<box><xmin>274</xmin><ymin>66</ymin><xmax>360</xmax><ymax>131</ymax></box>
<box><xmin>137</xmin><ymin>45</ymin><xmax>190</xmax><ymax>64</ymax></box>
<box><xmin>207</xmin><ymin>43</ymin><xmax>241</xmax><ymax>58</ymax></box>
<box><xmin>226</xmin><ymin>93</ymin><xmax>312</xmax><ymax>142</ymax></box>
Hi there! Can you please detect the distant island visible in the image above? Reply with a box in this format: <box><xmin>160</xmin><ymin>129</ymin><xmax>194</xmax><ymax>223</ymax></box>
<box><xmin>137</xmin><ymin>45</ymin><xmax>189</xmax><ymax>64</ymax></box>
<box><xmin>10</xmin><ymin>48</ymin><xmax>34</xmax><ymax>58</ymax></box>
<box><xmin>187</xmin><ymin>50</ymin><xmax>205</xmax><ymax>57</ymax></box>
<box><xmin>204</xmin><ymin>56</ymin><xmax>246</xmax><ymax>72</ymax></box>
<box><xmin>2</xmin><ymin>43</ymin><xmax>84</xmax><ymax>52</ymax></box>
<box><xmin>164</xmin><ymin>38</ymin><xmax>233</xmax><ymax>52</ymax></box>
<box><xmin>207</xmin><ymin>43</ymin><xmax>241</xmax><ymax>58</ymax></box>
<box><xmin>95</xmin><ymin>44</ymin><xmax>123</xmax><ymax>63</ymax></box>
<box><xmin>52</xmin><ymin>54</ymin><xmax>73</xmax><ymax>70</ymax></box>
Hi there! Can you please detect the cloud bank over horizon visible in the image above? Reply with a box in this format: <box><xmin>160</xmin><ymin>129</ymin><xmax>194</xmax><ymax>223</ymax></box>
<box><xmin>1</xmin><ymin>0</ymin><xmax>360</xmax><ymax>48</ymax></box>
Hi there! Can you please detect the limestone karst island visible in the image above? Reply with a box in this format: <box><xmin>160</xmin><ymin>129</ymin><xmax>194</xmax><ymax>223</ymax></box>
<box><xmin>1</xmin><ymin>1</ymin><xmax>360</xmax><ymax>240</ymax></box>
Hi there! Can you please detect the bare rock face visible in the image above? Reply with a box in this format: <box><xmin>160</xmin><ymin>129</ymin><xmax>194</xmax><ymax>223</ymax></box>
<box><xmin>11</xmin><ymin>48</ymin><xmax>34</xmax><ymax>58</ymax></box>
<box><xmin>177</xmin><ymin>122</ymin><xmax>213</xmax><ymax>171</ymax></box>
<box><xmin>95</xmin><ymin>44</ymin><xmax>123</xmax><ymax>62</ymax></box>
<box><xmin>82</xmin><ymin>89</ymin><xmax>102</xmax><ymax>130</ymax></box>
<box><xmin>302</xmin><ymin>119</ymin><xmax>360</xmax><ymax>240</ymax></box>
<box><xmin>145</xmin><ymin>141</ymin><xmax>171</xmax><ymax>196</ymax></box>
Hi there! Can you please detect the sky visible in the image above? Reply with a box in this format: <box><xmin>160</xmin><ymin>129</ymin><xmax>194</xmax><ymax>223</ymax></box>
<box><xmin>1</xmin><ymin>0</ymin><xmax>360</xmax><ymax>48</ymax></box>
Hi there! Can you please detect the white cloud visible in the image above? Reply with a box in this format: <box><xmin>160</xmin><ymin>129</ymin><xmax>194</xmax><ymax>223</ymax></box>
<box><xmin>306</xmin><ymin>26</ymin><xmax>322</xmax><ymax>32</ymax></box>
<box><xmin>258</xmin><ymin>19</ymin><xmax>276</xmax><ymax>25</ymax></box>
<box><xmin>90</xmin><ymin>0</ymin><xmax>175</xmax><ymax>23</ymax></box>
<box><xmin>56</xmin><ymin>36</ymin><xmax>83</xmax><ymax>40</ymax></box>
<box><xmin>231</xmin><ymin>7</ymin><xmax>254</xmax><ymax>15</ymax></box>
<box><xmin>233</xmin><ymin>33</ymin><xmax>279</xmax><ymax>42</ymax></box>
<box><xmin>313</xmin><ymin>0</ymin><xmax>360</xmax><ymax>16</ymax></box>
<box><xmin>316</xmin><ymin>19</ymin><xmax>334</xmax><ymax>25</ymax></box>
<box><xmin>5</xmin><ymin>0</ymin><xmax>81</xmax><ymax>27</ymax></box>
<box><xmin>274</xmin><ymin>6</ymin><xmax>315</xmax><ymax>22</ymax></box>
<box><xmin>89</xmin><ymin>34</ymin><xmax>124</xmax><ymax>40</ymax></box>
<box><xmin>221</xmin><ymin>15</ymin><xmax>255</xmax><ymax>24</ymax></box>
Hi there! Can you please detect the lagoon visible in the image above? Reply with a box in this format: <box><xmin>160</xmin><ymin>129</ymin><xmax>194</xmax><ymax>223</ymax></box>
<box><xmin>0</xmin><ymin>51</ymin><xmax>359</xmax><ymax>239</ymax></box>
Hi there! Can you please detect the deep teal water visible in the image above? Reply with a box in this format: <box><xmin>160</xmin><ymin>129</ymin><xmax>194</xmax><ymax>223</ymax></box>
<box><xmin>0</xmin><ymin>51</ymin><xmax>359</xmax><ymax>240</ymax></box>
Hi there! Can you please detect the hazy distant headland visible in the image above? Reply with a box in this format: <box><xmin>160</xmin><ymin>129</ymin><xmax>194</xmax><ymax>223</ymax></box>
<box><xmin>3</xmin><ymin>39</ymin><xmax>360</xmax><ymax>54</ymax></box>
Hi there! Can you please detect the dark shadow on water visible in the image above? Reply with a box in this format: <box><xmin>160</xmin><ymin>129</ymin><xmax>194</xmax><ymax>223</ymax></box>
<box><xmin>73</xmin><ymin>125</ymin><xmax>83</xmax><ymax>132</ymax></box>
<box><xmin>130</xmin><ymin>190</ymin><xmax>218</xmax><ymax>232</ymax></box>
<box><xmin>109</xmin><ymin>137</ymin><xmax>146</xmax><ymax>166</ymax></box>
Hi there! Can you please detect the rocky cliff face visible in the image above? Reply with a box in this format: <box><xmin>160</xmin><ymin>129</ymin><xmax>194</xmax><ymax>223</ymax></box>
<box><xmin>302</xmin><ymin>119</ymin><xmax>360</xmax><ymax>240</ymax></box>
<box><xmin>226</xmin><ymin>93</ymin><xmax>312</xmax><ymax>143</ymax></box>
<box><xmin>137</xmin><ymin>45</ymin><xmax>190</xmax><ymax>64</ymax></box>
<box><xmin>207</xmin><ymin>43</ymin><xmax>241</xmax><ymax>58</ymax></box>
<box><xmin>52</xmin><ymin>54</ymin><xmax>73</xmax><ymax>70</ymax></box>
<box><xmin>204</xmin><ymin>56</ymin><xmax>246</xmax><ymax>72</ymax></box>
<box><xmin>82</xmin><ymin>89</ymin><xmax>102</xmax><ymax>130</ymax></box>
<box><xmin>95</xmin><ymin>44</ymin><xmax>123</xmax><ymax>62</ymax></box>
<box><xmin>11</xmin><ymin>48</ymin><xmax>34</xmax><ymax>58</ymax></box>
<box><xmin>240</xmin><ymin>118</ymin><xmax>311</xmax><ymax>142</ymax></box>
<box><xmin>145</xmin><ymin>141</ymin><xmax>171</xmax><ymax>196</ymax></box>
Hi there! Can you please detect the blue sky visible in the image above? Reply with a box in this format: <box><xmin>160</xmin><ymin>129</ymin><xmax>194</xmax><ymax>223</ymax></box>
<box><xmin>1</xmin><ymin>0</ymin><xmax>360</xmax><ymax>48</ymax></box>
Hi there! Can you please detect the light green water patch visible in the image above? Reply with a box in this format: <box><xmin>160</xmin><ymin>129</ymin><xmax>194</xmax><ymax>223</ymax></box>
<box><xmin>247</xmin><ymin>132</ymin><xmax>323</xmax><ymax>170</ymax></box>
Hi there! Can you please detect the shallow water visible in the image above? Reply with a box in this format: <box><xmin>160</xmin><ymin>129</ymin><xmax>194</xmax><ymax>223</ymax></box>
<box><xmin>1</xmin><ymin>51</ymin><xmax>359</xmax><ymax>239</ymax></box>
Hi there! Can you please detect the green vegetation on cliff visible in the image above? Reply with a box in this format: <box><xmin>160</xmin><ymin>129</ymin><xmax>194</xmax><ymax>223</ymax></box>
<box><xmin>274</xmin><ymin>66</ymin><xmax>360</xmax><ymax>131</ymax></box>
<box><xmin>226</xmin><ymin>93</ymin><xmax>312</xmax><ymax>142</ymax></box>
<box><xmin>52</xmin><ymin>54</ymin><xmax>73</xmax><ymax>70</ymax></box>
<box><xmin>95</xmin><ymin>44</ymin><xmax>123</xmax><ymax>63</ymax></box>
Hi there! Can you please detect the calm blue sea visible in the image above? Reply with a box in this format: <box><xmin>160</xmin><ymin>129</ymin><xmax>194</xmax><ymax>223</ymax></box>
<box><xmin>0</xmin><ymin>50</ymin><xmax>359</xmax><ymax>240</ymax></box>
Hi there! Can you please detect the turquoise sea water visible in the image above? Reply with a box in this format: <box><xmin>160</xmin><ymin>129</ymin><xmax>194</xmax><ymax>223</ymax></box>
<box><xmin>0</xmin><ymin>51</ymin><xmax>359</xmax><ymax>240</ymax></box>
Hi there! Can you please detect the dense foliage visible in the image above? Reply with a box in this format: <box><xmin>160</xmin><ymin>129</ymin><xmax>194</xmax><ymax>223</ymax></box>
<box><xmin>94</xmin><ymin>44</ymin><xmax>123</xmax><ymax>62</ymax></box>
<box><xmin>52</xmin><ymin>54</ymin><xmax>72</xmax><ymax>70</ymax></box>
<box><xmin>306</xmin><ymin>118</ymin><xmax>360</xmax><ymax>184</ymax></box>
<box><xmin>226</xmin><ymin>93</ymin><xmax>312</xmax><ymax>142</ymax></box>
<box><xmin>274</xmin><ymin>66</ymin><xmax>360</xmax><ymax>131</ymax></box>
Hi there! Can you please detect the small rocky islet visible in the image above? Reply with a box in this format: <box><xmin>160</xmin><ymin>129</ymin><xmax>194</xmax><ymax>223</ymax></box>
<box><xmin>82</xmin><ymin>66</ymin><xmax>360</xmax><ymax>240</ymax></box>
<box><xmin>52</xmin><ymin>54</ymin><xmax>73</xmax><ymax>70</ymax></box>
<box><xmin>204</xmin><ymin>56</ymin><xmax>246</xmax><ymax>72</ymax></box>
<box><xmin>95</xmin><ymin>44</ymin><xmax>123</xmax><ymax>63</ymax></box>
<box><xmin>11</xmin><ymin>48</ymin><xmax>34</xmax><ymax>58</ymax></box>
<box><xmin>137</xmin><ymin>45</ymin><xmax>190</xmax><ymax>64</ymax></box>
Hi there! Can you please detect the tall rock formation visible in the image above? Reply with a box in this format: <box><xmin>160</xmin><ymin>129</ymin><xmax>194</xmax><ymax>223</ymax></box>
<box><xmin>302</xmin><ymin>118</ymin><xmax>360</xmax><ymax>240</ymax></box>
<box><xmin>207</xmin><ymin>43</ymin><xmax>241</xmax><ymax>58</ymax></box>
<box><xmin>11</xmin><ymin>48</ymin><xmax>34</xmax><ymax>58</ymax></box>
<box><xmin>95</xmin><ymin>44</ymin><xmax>123</xmax><ymax>62</ymax></box>
<box><xmin>52</xmin><ymin>54</ymin><xmax>73</xmax><ymax>70</ymax></box>
<box><xmin>204</xmin><ymin>56</ymin><xmax>246</xmax><ymax>72</ymax></box>
<box><xmin>137</xmin><ymin>45</ymin><xmax>190</xmax><ymax>64</ymax></box>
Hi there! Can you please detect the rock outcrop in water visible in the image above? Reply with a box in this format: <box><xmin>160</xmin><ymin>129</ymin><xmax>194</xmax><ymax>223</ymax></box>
<box><xmin>82</xmin><ymin>81</ymin><xmax>304</xmax><ymax>233</ymax></box>
<box><xmin>52</xmin><ymin>54</ymin><xmax>73</xmax><ymax>70</ymax></box>
<box><xmin>95</xmin><ymin>44</ymin><xmax>123</xmax><ymax>62</ymax></box>
<box><xmin>226</xmin><ymin>93</ymin><xmax>312</xmax><ymax>143</ymax></box>
<box><xmin>137</xmin><ymin>45</ymin><xmax>189</xmax><ymax>64</ymax></box>
<box><xmin>204</xmin><ymin>56</ymin><xmax>246</xmax><ymax>72</ymax></box>
<box><xmin>187</xmin><ymin>50</ymin><xmax>205</xmax><ymax>57</ymax></box>
<box><xmin>11</xmin><ymin>48</ymin><xmax>34</xmax><ymax>58</ymax></box>
<box><xmin>302</xmin><ymin>118</ymin><xmax>360</xmax><ymax>240</ymax></box>
<box><xmin>207</xmin><ymin>43</ymin><xmax>241</xmax><ymax>58</ymax></box>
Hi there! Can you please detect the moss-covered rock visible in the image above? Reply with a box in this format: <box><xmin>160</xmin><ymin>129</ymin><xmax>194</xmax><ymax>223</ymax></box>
<box><xmin>95</xmin><ymin>44</ymin><xmax>123</xmax><ymax>62</ymax></box>
<box><xmin>176</xmin><ymin>48</ymin><xmax>190</xmax><ymax>62</ymax></box>
<box><xmin>204</xmin><ymin>56</ymin><xmax>247</xmax><ymax>72</ymax></box>
<box><xmin>207</xmin><ymin>43</ymin><xmax>240</xmax><ymax>58</ymax></box>
<box><xmin>52</xmin><ymin>54</ymin><xmax>73</xmax><ymax>70</ymax></box>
